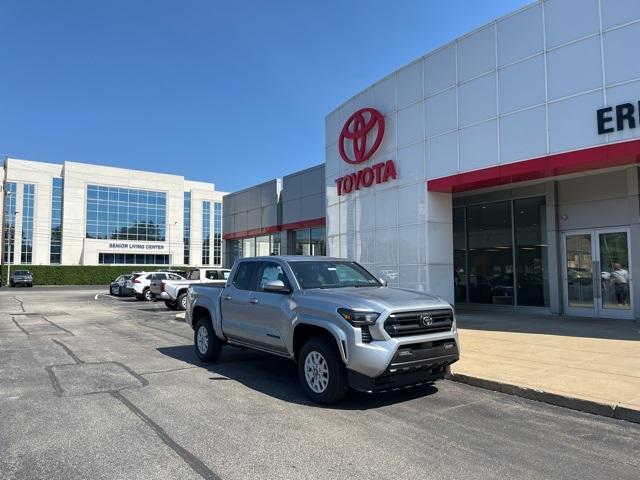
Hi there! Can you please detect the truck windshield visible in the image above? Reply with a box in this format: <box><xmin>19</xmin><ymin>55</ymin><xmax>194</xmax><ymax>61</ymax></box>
<box><xmin>289</xmin><ymin>261</ymin><xmax>381</xmax><ymax>289</ymax></box>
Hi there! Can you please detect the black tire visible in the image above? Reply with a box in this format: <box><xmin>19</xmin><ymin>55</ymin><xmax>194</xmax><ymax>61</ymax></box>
<box><xmin>194</xmin><ymin>317</ymin><xmax>222</xmax><ymax>363</ymax></box>
<box><xmin>298</xmin><ymin>337</ymin><xmax>348</xmax><ymax>405</ymax></box>
<box><xmin>164</xmin><ymin>300</ymin><xmax>178</xmax><ymax>310</ymax></box>
<box><xmin>176</xmin><ymin>292</ymin><xmax>188</xmax><ymax>311</ymax></box>
<box><xmin>142</xmin><ymin>288</ymin><xmax>153</xmax><ymax>301</ymax></box>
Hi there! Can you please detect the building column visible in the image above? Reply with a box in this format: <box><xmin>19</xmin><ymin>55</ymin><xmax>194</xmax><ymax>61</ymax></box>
<box><xmin>546</xmin><ymin>181</ymin><xmax>562</xmax><ymax>315</ymax></box>
<box><xmin>423</xmin><ymin>191</ymin><xmax>454</xmax><ymax>304</ymax></box>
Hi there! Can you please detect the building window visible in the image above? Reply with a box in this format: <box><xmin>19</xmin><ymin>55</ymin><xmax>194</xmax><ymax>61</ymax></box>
<box><xmin>291</xmin><ymin>227</ymin><xmax>326</xmax><ymax>256</ymax></box>
<box><xmin>453</xmin><ymin>196</ymin><xmax>548</xmax><ymax>307</ymax></box>
<box><xmin>183</xmin><ymin>192</ymin><xmax>191</xmax><ymax>265</ymax></box>
<box><xmin>514</xmin><ymin>197</ymin><xmax>549</xmax><ymax>307</ymax></box>
<box><xmin>21</xmin><ymin>184</ymin><xmax>35</xmax><ymax>264</ymax></box>
<box><xmin>227</xmin><ymin>233</ymin><xmax>281</xmax><ymax>267</ymax></box>
<box><xmin>50</xmin><ymin>178</ymin><xmax>63</xmax><ymax>264</ymax></box>
<box><xmin>202</xmin><ymin>201</ymin><xmax>210</xmax><ymax>265</ymax></box>
<box><xmin>228</xmin><ymin>239</ymin><xmax>242</xmax><ymax>267</ymax></box>
<box><xmin>99</xmin><ymin>253</ymin><xmax>169</xmax><ymax>265</ymax></box>
<box><xmin>86</xmin><ymin>185</ymin><xmax>166</xmax><ymax>241</ymax></box>
<box><xmin>213</xmin><ymin>202</ymin><xmax>222</xmax><ymax>265</ymax></box>
<box><xmin>2</xmin><ymin>182</ymin><xmax>17</xmax><ymax>263</ymax></box>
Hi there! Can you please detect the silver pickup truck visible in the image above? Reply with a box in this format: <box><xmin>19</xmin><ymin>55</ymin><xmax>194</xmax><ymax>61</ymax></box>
<box><xmin>186</xmin><ymin>256</ymin><xmax>459</xmax><ymax>404</ymax></box>
<box><xmin>150</xmin><ymin>267</ymin><xmax>230</xmax><ymax>310</ymax></box>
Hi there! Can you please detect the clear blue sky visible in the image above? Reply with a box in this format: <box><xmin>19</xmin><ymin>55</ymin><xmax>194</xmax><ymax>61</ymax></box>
<box><xmin>0</xmin><ymin>0</ymin><xmax>531</xmax><ymax>192</ymax></box>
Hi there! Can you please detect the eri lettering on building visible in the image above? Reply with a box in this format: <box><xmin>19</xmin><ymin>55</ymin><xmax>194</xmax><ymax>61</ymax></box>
<box><xmin>335</xmin><ymin>107</ymin><xmax>397</xmax><ymax>196</ymax></box>
<box><xmin>597</xmin><ymin>102</ymin><xmax>640</xmax><ymax>135</ymax></box>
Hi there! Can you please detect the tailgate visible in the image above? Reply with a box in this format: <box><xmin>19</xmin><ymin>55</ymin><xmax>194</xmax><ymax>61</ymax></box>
<box><xmin>149</xmin><ymin>280</ymin><xmax>163</xmax><ymax>295</ymax></box>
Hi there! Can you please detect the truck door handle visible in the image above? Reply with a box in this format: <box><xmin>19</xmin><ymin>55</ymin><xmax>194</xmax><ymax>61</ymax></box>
<box><xmin>249</xmin><ymin>298</ymin><xmax>259</xmax><ymax>304</ymax></box>
<box><xmin>222</xmin><ymin>295</ymin><xmax>232</xmax><ymax>301</ymax></box>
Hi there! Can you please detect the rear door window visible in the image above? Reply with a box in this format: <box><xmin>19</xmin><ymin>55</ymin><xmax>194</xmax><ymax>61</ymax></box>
<box><xmin>188</xmin><ymin>270</ymin><xmax>200</xmax><ymax>280</ymax></box>
<box><xmin>205</xmin><ymin>270</ymin><xmax>219</xmax><ymax>280</ymax></box>
<box><xmin>233</xmin><ymin>262</ymin><xmax>260</xmax><ymax>291</ymax></box>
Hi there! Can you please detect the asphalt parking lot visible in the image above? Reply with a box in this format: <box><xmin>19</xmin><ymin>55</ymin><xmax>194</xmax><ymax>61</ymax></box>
<box><xmin>1</xmin><ymin>287</ymin><xmax>639</xmax><ymax>480</ymax></box>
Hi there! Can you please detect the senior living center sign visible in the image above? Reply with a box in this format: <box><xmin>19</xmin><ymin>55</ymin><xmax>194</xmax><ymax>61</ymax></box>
<box><xmin>107</xmin><ymin>242</ymin><xmax>166</xmax><ymax>251</ymax></box>
<box><xmin>335</xmin><ymin>107</ymin><xmax>397</xmax><ymax>196</ymax></box>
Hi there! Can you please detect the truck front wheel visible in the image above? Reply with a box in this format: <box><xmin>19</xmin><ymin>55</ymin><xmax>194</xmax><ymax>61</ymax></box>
<box><xmin>194</xmin><ymin>317</ymin><xmax>222</xmax><ymax>363</ymax></box>
<box><xmin>298</xmin><ymin>337</ymin><xmax>348</xmax><ymax>405</ymax></box>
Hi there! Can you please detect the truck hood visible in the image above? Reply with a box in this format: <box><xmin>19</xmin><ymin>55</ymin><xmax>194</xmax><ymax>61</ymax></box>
<box><xmin>298</xmin><ymin>286</ymin><xmax>450</xmax><ymax>312</ymax></box>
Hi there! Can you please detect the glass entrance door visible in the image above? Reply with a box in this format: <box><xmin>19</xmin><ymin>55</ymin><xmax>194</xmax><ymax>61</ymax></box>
<box><xmin>563</xmin><ymin>229</ymin><xmax>633</xmax><ymax>319</ymax></box>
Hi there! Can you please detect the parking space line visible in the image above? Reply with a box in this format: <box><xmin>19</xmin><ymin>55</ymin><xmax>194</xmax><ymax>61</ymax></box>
<box><xmin>111</xmin><ymin>391</ymin><xmax>222</xmax><ymax>480</ymax></box>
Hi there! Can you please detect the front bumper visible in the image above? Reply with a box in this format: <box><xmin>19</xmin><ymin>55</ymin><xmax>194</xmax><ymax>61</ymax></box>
<box><xmin>12</xmin><ymin>280</ymin><xmax>32</xmax><ymax>286</ymax></box>
<box><xmin>347</xmin><ymin>338</ymin><xmax>459</xmax><ymax>392</ymax></box>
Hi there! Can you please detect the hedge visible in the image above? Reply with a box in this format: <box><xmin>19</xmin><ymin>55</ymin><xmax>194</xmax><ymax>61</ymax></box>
<box><xmin>0</xmin><ymin>265</ymin><xmax>188</xmax><ymax>286</ymax></box>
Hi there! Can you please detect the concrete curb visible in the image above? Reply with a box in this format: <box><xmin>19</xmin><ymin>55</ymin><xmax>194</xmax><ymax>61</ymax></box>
<box><xmin>448</xmin><ymin>372</ymin><xmax>640</xmax><ymax>425</ymax></box>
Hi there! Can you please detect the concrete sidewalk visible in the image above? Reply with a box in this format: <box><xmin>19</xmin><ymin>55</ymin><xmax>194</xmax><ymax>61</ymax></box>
<box><xmin>451</xmin><ymin>309</ymin><xmax>640</xmax><ymax>422</ymax></box>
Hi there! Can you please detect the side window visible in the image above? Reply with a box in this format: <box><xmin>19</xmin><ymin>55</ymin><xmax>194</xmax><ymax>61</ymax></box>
<box><xmin>257</xmin><ymin>262</ymin><xmax>291</xmax><ymax>291</ymax></box>
<box><xmin>205</xmin><ymin>270</ymin><xmax>219</xmax><ymax>280</ymax></box>
<box><xmin>188</xmin><ymin>270</ymin><xmax>200</xmax><ymax>280</ymax></box>
<box><xmin>233</xmin><ymin>262</ymin><xmax>259</xmax><ymax>291</ymax></box>
<box><xmin>155</xmin><ymin>273</ymin><xmax>167</xmax><ymax>280</ymax></box>
<box><xmin>169</xmin><ymin>274</ymin><xmax>182</xmax><ymax>280</ymax></box>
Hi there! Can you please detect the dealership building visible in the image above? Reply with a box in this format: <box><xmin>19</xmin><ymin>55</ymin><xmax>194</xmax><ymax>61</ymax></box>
<box><xmin>1</xmin><ymin>158</ymin><xmax>225</xmax><ymax>267</ymax></box>
<box><xmin>4</xmin><ymin>0</ymin><xmax>640</xmax><ymax>320</ymax></box>
<box><xmin>224</xmin><ymin>0</ymin><xmax>640</xmax><ymax>320</ymax></box>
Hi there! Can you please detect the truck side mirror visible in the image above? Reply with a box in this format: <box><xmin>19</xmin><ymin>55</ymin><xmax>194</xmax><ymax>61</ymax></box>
<box><xmin>263</xmin><ymin>280</ymin><xmax>291</xmax><ymax>293</ymax></box>
<box><xmin>379</xmin><ymin>278</ymin><xmax>388</xmax><ymax>287</ymax></box>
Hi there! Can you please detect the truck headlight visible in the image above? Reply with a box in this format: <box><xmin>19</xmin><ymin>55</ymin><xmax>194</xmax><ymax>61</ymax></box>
<box><xmin>338</xmin><ymin>308</ymin><xmax>379</xmax><ymax>327</ymax></box>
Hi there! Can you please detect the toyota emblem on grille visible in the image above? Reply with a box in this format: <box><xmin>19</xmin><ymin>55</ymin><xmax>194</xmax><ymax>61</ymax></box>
<box><xmin>420</xmin><ymin>314</ymin><xmax>434</xmax><ymax>327</ymax></box>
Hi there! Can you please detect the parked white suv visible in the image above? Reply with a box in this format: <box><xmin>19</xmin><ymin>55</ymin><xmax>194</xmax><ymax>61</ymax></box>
<box><xmin>126</xmin><ymin>272</ymin><xmax>185</xmax><ymax>301</ymax></box>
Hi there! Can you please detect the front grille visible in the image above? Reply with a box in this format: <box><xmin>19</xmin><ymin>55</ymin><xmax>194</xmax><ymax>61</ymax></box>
<box><xmin>384</xmin><ymin>309</ymin><xmax>453</xmax><ymax>337</ymax></box>
<box><xmin>360</xmin><ymin>326</ymin><xmax>372</xmax><ymax>343</ymax></box>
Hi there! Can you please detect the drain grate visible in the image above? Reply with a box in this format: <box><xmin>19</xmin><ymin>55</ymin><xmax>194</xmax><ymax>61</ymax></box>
<box><xmin>12</xmin><ymin>311</ymin><xmax>69</xmax><ymax>317</ymax></box>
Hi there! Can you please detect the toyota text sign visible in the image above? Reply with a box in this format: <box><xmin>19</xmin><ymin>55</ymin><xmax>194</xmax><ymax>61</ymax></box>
<box><xmin>335</xmin><ymin>107</ymin><xmax>397</xmax><ymax>196</ymax></box>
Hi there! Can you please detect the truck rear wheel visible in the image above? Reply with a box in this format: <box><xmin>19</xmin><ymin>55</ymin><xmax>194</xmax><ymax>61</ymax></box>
<box><xmin>194</xmin><ymin>317</ymin><xmax>222</xmax><ymax>363</ymax></box>
<box><xmin>298</xmin><ymin>337</ymin><xmax>348</xmax><ymax>405</ymax></box>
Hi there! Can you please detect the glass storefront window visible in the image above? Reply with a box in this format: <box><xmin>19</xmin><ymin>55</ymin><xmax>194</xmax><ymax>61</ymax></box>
<box><xmin>228</xmin><ymin>239</ymin><xmax>242</xmax><ymax>267</ymax></box>
<box><xmin>242</xmin><ymin>237</ymin><xmax>255</xmax><ymax>257</ymax></box>
<box><xmin>310</xmin><ymin>228</ymin><xmax>326</xmax><ymax>256</ymax></box>
<box><xmin>467</xmin><ymin>201</ymin><xmax>514</xmax><ymax>305</ymax></box>
<box><xmin>514</xmin><ymin>197</ymin><xmax>549</xmax><ymax>307</ymax></box>
<box><xmin>270</xmin><ymin>233</ymin><xmax>281</xmax><ymax>255</ymax></box>
<box><xmin>256</xmin><ymin>235</ymin><xmax>270</xmax><ymax>256</ymax></box>
<box><xmin>455</xmin><ymin>196</ymin><xmax>549</xmax><ymax>308</ymax></box>
<box><xmin>293</xmin><ymin>229</ymin><xmax>310</xmax><ymax>255</ymax></box>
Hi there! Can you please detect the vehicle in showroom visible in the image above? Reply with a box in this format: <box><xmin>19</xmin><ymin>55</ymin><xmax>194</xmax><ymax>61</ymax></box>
<box><xmin>186</xmin><ymin>256</ymin><xmax>459</xmax><ymax>404</ymax></box>
<box><xmin>125</xmin><ymin>271</ymin><xmax>185</xmax><ymax>301</ymax></box>
<box><xmin>150</xmin><ymin>267</ymin><xmax>230</xmax><ymax>310</ymax></box>
<box><xmin>109</xmin><ymin>274</ymin><xmax>134</xmax><ymax>297</ymax></box>
<box><xmin>10</xmin><ymin>270</ymin><xmax>34</xmax><ymax>287</ymax></box>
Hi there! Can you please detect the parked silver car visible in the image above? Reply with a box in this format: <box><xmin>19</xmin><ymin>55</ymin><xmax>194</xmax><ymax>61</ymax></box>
<box><xmin>10</xmin><ymin>270</ymin><xmax>33</xmax><ymax>287</ymax></box>
<box><xmin>187</xmin><ymin>256</ymin><xmax>459</xmax><ymax>404</ymax></box>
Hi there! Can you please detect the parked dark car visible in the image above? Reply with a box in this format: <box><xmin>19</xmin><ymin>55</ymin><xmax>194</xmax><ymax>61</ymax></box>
<box><xmin>10</xmin><ymin>270</ymin><xmax>33</xmax><ymax>287</ymax></box>
<box><xmin>110</xmin><ymin>274</ymin><xmax>134</xmax><ymax>297</ymax></box>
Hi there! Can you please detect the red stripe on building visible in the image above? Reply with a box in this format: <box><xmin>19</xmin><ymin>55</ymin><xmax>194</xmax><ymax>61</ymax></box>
<box><xmin>427</xmin><ymin>139</ymin><xmax>640</xmax><ymax>193</ymax></box>
<box><xmin>222</xmin><ymin>217</ymin><xmax>325</xmax><ymax>241</ymax></box>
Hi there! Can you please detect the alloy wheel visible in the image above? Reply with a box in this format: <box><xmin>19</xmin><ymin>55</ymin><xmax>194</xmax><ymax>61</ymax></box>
<box><xmin>304</xmin><ymin>351</ymin><xmax>329</xmax><ymax>393</ymax></box>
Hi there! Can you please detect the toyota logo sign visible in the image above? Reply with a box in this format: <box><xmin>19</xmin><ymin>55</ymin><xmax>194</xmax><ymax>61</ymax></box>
<box><xmin>420</xmin><ymin>314</ymin><xmax>434</xmax><ymax>328</ymax></box>
<box><xmin>339</xmin><ymin>108</ymin><xmax>385</xmax><ymax>165</ymax></box>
